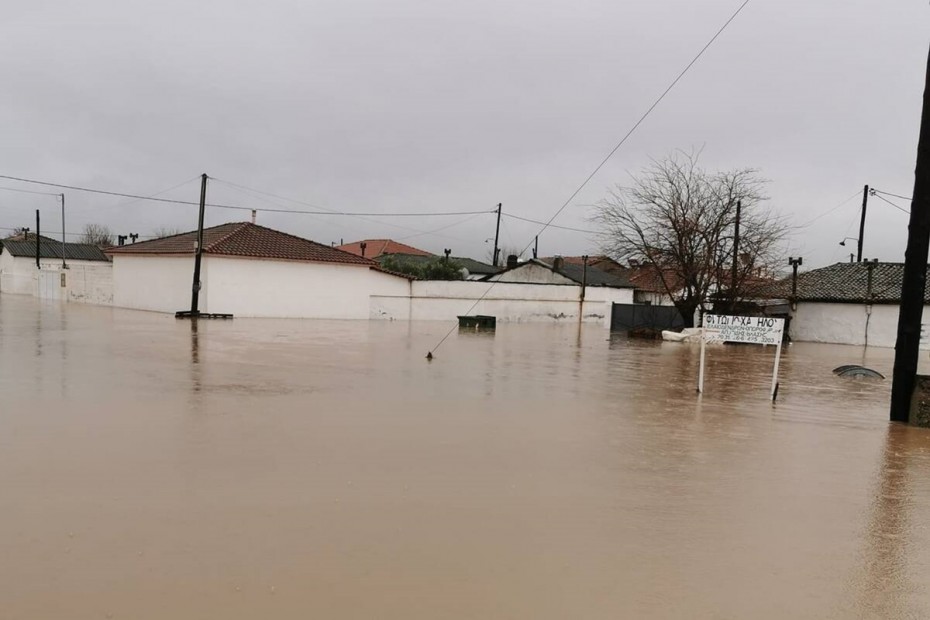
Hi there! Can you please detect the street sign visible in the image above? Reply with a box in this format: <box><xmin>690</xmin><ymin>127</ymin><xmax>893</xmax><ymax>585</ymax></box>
<box><xmin>698</xmin><ymin>314</ymin><xmax>786</xmax><ymax>400</ymax></box>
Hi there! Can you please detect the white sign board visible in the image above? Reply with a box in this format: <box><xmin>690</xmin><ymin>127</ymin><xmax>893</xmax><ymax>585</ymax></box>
<box><xmin>699</xmin><ymin>314</ymin><xmax>785</xmax><ymax>399</ymax></box>
<box><xmin>703</xmin><ymin>314</ymin><xmax>784</xmax><ymax>345</ymax></box>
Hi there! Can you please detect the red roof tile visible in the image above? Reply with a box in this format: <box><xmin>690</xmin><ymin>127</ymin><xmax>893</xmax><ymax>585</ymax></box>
<box><xmin>107</xmin><ymin>222</ymin><xmax>375</xmax><ymax>266</ymax></box>
<box><xmin>337</xmin><ymin>239</ymin><xmax>433</xmax><ymax>258</ymax></box>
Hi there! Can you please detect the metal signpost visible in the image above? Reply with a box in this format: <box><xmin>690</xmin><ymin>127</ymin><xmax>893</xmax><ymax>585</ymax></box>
<box><xmin>698</xmin><ymin>314</ymin><xmax>786</xmax><ymax>399</ymax></box>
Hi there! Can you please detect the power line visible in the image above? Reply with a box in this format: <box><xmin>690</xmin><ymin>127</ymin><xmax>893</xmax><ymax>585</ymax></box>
<box><xmin>0</xmin><ymin>185</ymin><xmax>61</xmax><ymax>197</ymax></box>
<box><xmin>215</xmin><ymin>178</ymin><xmax>484</xmax><ymax>245</ymax></box>
<box><xmin>210</xmin><ymin>177</ymin><xmax>494</xmax><ymax>217</ymax></box>
<box><xmin>0</xmin><ymin>173</ymin><xmax>495</xmax><ymax>218</ymax></box>
<box><xmin>872</xmin><ymin>188</ymin><xmax>912</xmax><ymax>202</ymax></box>
<box><xmin>426</xmin><ymin>0</ymin><xmax>753</xmax><ymax>357</ymax></box>
<box><xmin>502</xmin><ymin>213</ymin><xmax>597</xmax><ymax>234</ymax></box>
<box><xmin>794</xmin><ymin>188</ymin><xmax>863</xmax><ymax>229</ymax></box>
<box><xmin>871</xmin><ymin>193</ymin><xmax>910</xmax><ymax>214</ymax></box>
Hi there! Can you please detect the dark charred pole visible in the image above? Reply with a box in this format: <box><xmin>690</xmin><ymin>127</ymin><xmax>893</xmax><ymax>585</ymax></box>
<box><xmin>581</xmin><ymin>255</ymin><xmax>589</xmax><ymax>302</ymax></box>
<box><xmin>492</xmin><ymin>203</ymin><xmax>502</xmax><ymax>267</ymax></box>
<box><xmin>890</xmin><ymin>45</ymin><xmax>930</xmax><ymax>424</ymax></box>
<box><xmin>189</xmin><ymin>173</ymin><xmax>208</xmax><ymax>315</ymax></box>
<box><xmin>730</xmin><ymin>199</ymin><xmax>741</xmax><ymax>312</ymax></box>
<box><xmin>788</xmin><ymin>256</ymin><xmax>803</xmax><ymax>309</ymax></box>
<box><xmin>533</xmin><ymin>235</ymin><xmax>538</xmax><ymax>259</ymax></box>
<box><xmin>35</xmin><ymin>209</ymin><xmax>40</xmax><ymax>269</ymax></box>
<box><xmin>60</xmin><ymin>193</ymin><xmax>67</xmax><ymax>269</ymax></box>
<box><xmin>858</xmin><ymin>185</ymin><xmax>869</xmax><ymax>262</ymax></box>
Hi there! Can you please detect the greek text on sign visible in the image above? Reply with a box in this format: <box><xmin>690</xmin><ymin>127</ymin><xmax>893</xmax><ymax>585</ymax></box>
<box><xmin>704</xmin><ymin>315</ymin><xmax>785</xmax><ymax>345</ymax></box>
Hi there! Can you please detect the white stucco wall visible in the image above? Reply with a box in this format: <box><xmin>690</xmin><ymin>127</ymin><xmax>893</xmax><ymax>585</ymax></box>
<box><xmin>371</xmin><ymin>280</ymin><xmax>633</xmax><ymax>325</ymax></box>
<box><xmin>0</xmin><ymin>250</ymin><xmax>112</xmax><ymax>305</ymax></box>
<box><xmin>112</xmin><ymin>254</ymin><xmax>411</xmax><ymax>318</ymax></box>
<box><xmin>789</xmin><ymin>301</ymin><xmax>930</xmax><ymax>348</ymax></box>
<box><xmin>204</xmin><ymin>257</ymin><xmax>410</xmax><ymax>318</ymax></box>
<box><xmin>112</xmin><ymin>254</ymin><xmax>196</xmax><ymax>313</ymax></box>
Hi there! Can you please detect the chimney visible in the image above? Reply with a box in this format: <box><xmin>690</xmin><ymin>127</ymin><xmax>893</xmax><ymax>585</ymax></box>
<box><xmin>507</xmin><ymin>254</ymin><xmax>518</xmax><ymax>269</ymax></box>
<box><xmin>552</xmin><ymin>256</ymin><xmax>564</xmax><ymax>271</ymax></box>
<box><xmin>251</xmin><ymin>209</ymin><xmax>257</xmax><ymax>224</ymax></box>
<box><xmin>360</xmin><ymin>242</ymin><xmax>367</xmax><ymax>257</ymax></box>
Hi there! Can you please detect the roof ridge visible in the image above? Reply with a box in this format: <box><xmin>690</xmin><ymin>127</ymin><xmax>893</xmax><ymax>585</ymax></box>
<box><xmin>205</xmin><ymin>222</ymin><xmax>253</xmax><ymax>252</ymax></box>
<box><xmin>240</xmin><ymin>222</ymin><xmax>375</xmax><ymax>263</ymax></box>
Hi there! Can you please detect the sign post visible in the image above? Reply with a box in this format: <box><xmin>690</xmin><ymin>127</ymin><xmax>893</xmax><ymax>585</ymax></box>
<box><xmin>698</xmin><ymin>315</ymin><xmax>786</xmax><ymax>400</ymax></box>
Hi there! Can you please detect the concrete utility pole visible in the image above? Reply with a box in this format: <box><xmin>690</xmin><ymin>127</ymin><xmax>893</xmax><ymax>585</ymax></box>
<box><xmin>492</xmin><ymin>203</ymin><xmax>502</xmax><ymax>267</ymax></box>
<box><xmin>60</xmin><ymin>193</ymin><xmax>67</xmax><ymax>269</ymax></box>
<box><xmin>189</xmin><ymin>173</ymin><xmax>208</xmax><ymax>315</ymax></box>
<box><xmin>890</xmin><ymin>44</ymin><xmax>930</xmax><ymax>423</ymax></box>
<box><xmin>858</xmin><ymin>185</ymin><xmax>869</xmax><ymax>262</ymax></box>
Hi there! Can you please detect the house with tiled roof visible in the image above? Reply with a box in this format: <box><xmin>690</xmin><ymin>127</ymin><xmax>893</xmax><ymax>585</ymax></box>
<box><xmin>1</xmin><ymin>232</ymin><xmax>113</xmax><ymax>303</ymax></box>
<box><xmin>748</xmin><ymin>261</ymin><xmax>930</xmax><ymax>348</ymax></box>
<box><xmin>541</xmin><ymin>256</ymin><xmax>679</xmax><ymax>306</ymax></box>
<box><xmin>336</xmin><ymin>239</ymin><xmax>433</xmax><ymax>259</ymax></box>
<box><xmin>106</xmin><ymin>222</ymin><xmax>411</xmax><ymax>318</ymax></box>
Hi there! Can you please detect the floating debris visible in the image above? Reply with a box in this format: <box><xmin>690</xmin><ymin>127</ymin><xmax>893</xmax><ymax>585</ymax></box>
<box><xmin>833</xmin><ymin>365</ymin><xmax>885</xmax><ymax>379</ymax></box>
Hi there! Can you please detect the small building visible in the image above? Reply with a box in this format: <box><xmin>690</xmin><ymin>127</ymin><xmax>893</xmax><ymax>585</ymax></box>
<box><xmin>751</xmin><ymin>261</ymin><xmax>930</xmax><ymax>348</ymax></box>
<box><xmin>107</xmin><ymin>222</ymin><xmax>411</xmax><ymax>318</ymax></box>
<box><xmin>337</xmin><ymin>239</ymin><xmax>432</xmax><ymax>259</ymax></box>
<box><xmin>541</xmin><ymin>255</ymin><xmax>678</xmax><ymax>305</ymax></box>
<box><xmin>0</xmin><ymin>234</ymin><xmax>113</xmax><ymax>304</ymax></box>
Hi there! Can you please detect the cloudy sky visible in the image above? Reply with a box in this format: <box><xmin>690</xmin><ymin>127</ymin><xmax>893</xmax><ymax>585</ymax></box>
<box><xmin>1</xmin><ymin>0</ymin><xmax>928</xmax><ymax>269</ymax></box>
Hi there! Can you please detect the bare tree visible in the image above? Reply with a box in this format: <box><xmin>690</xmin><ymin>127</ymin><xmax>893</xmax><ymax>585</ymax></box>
<box><xmin>80</xmin><ymin>223</ymin><xmax>115</xmax><ymax>247</ymax></box>
<box><xmin>151</xmin><ymin>226</ymin><xmax>183</xmax><ymax>239</ymax></box>
<box><xmin>592</xmin><ymin>150</ymin><xmax>790</xmax><ymax>327</ymax></box>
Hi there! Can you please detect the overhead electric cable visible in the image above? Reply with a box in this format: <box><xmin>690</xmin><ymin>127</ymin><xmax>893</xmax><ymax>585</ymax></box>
<box><xmin>426</xmin><ymin>0</ymin><xmax>753</xmax><ymax>357</ymax></box>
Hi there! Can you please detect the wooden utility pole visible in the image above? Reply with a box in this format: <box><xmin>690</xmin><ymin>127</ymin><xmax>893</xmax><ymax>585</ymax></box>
<box><xmin>730</xmin><ymin>200</ymin><xmax>741</xmax><ymax>312</ymax></box>
<box><xmin>890</xmin><ymin>45</ymin><xmax>930</xmax><ymax>423</ymax></box>
<box><xmin>492</xmin><ymin>203</ymin><xmax>502</xmax><ymax>267</ymax></box>
<box><xmin>189</xmin><ymin>173</ymin><xmax>208</xmax><ymax>315</ymax></box>
<box><xmin>35</xmin><ymin>209</ymin><xmax>40</xmax><ymax>269</ymax></box>
<box><xmin>858</xmin><ymin>185</ymin><xmax>869</xmax><ymax>262</ymax></box>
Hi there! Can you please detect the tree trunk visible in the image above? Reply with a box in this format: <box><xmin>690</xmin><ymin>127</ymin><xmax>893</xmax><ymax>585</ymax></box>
<box><xmin>676</xmin><ymin>300</ymin><xmax>698</xmax><ymax>328</ymax></box>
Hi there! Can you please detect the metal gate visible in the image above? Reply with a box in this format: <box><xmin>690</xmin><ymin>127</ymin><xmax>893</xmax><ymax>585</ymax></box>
<box><xmin>610</xmin><ymin>303</ymin><xmax>684</xmax><ymax>332</ymax></box>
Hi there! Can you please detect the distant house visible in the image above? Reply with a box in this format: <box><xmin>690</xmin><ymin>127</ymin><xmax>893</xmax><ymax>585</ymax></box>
<box><xmin>337</xmin><ymin>239</ymin><xmax>433</xmax><ymax>259</ymax></box>
<box><xmin>107</xmin><ymin>222</ymin><xmax>411</xmax><ymax>318</ymax></box>
<box><xmin>375</xmin><ymin>253</ymin><xmax>501</xmax><ymax>280</ymax></box>
<box><xmin>0</xmin><ymin>233</ymin><xmax>112</xmax><ymax>303</ymax></box>
<box><xmin>750</xmin><ymin>261</ymin><xmax>930</xmax><ymax>348</ymax></box>
<box><xmin>541</xmin><ymin>256</ymin><xmax>678</xmax><ymax>305</ymax></box>
<box><xmin>501</xmin><ymin>257</ymin><xmax>633</xmax><ymax>289</ymax></box>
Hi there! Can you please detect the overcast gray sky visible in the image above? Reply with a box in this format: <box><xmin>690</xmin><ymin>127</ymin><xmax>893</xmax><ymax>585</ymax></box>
<box><xmin>1</xmin><ymin>0</ymin><xmax>928</xmax><ymax>269</ymax></box>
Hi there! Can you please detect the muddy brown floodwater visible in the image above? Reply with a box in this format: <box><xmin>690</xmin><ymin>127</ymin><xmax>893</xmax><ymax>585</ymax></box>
<box><xmin>2</xmin><ymin>296</ymin><xmax>930</xmax><ymax>618</ymax></box>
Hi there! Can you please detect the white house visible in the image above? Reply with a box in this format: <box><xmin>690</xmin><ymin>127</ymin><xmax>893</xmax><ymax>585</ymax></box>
<box><xmin>0</xmin><ymin>234</ymin><xmax>113</xmax><ymax>304</ymax></box>
<box><xmin>752</xmin><ymin>261</ymin><xmax>930</xmax><ymax>348</ymax></box>
<box><xmin>107</xmin><ymin>222</ymin><xmax>411</xmax><ymax>318</ymax></box>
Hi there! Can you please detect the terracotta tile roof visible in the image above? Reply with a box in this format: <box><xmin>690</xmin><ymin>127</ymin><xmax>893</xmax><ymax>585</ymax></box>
<box><xmin>337</xmin><ymin>239</ymin><xmax>433</xmax><ymax>258</ymax></box>
<box><xmin>750</xmin><ymin>262</ymin><xmax>927</xmax><ymax>304</ymax></box>
<box><xmin>106</xmin><ymin>222</ymin><xmax>375</xmax><ymax>266</ymax></box>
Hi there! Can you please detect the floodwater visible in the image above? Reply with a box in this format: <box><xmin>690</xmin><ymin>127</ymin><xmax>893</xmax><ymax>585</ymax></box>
<box><xmin>2</xmin><ymin>296</ymin><xmax>930</xmax><ymax>619</ymax></box>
